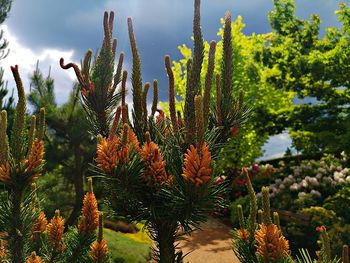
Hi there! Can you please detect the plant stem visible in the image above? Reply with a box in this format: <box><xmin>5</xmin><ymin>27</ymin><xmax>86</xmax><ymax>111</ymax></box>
<box><xmin>157</xmin><ymin>223</ymin><xmax>177</xmax><ymax>263</ymax></box>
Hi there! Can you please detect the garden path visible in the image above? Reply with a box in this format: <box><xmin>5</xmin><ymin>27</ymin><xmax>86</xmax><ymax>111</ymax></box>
<box><xmin>178</xmin><ymin>217</ymin><xmax>240</xmax><ymax>263</ymax></box>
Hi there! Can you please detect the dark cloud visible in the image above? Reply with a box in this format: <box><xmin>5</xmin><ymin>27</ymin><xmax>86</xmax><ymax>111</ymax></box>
<box><xmin>3</xmin><ymin>0</ymin><xmax>347</xmax><ymax>159</ymax></box>
<box><xmin>3</xmin><ymin>0</ymin><xmax>346</xmax><ymax>101</ymax></box>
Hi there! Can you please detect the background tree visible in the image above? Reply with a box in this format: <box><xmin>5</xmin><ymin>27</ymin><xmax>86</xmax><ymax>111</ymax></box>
<box><xmin>263</xmin><ymin>0</ymin><xmax>350</xmax><ymax>155</ymax></box>
<box><xmin>28</xmin><ymin>65</ymin><xmax>95</xmax><ymax>224</ymax></box>
<box><xmin>0</xmin><ymin>0</ymin><xmax>14</xmax><ymax>113</ymax></box>
<box><xmin>0</xmin><ymin>0</ymin><xmax>11</xmax><ymax>59</ymax></box>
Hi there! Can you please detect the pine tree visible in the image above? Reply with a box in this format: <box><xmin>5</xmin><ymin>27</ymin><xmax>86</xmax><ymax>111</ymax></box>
<box><xmin>0</xmin><ymin>65</ymin><xmax>46</xmax><ymax>262</ymax></box>
<box><xmin>60</xmin><ymin>1</ymin><xmax>249</xmax><ymax>261</ymax></box>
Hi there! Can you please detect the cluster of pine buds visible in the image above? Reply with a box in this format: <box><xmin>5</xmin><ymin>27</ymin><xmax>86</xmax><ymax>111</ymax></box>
<box><xmin>79</xmin><ymin>178</ymin><xmax>99</xmax><ymax>234</ymax></box>
<box><xmin>254</xmin><ymin>223</ymin><xmax>289</xmax><ymax>261</ymax></box>
<box><xmin>182</xmin><ymin>143</ymin><xmax>212</xmax><ymax>186</ymax></box>
<box><xmin>96</xmin><ymin>104</ymin><xmax>141</xmax><ymax>173</ymax></box>
<box><xmin>235</xmin><ymin>167</ymin><xmax>290</xmax><ymax>262</ymax></box>
<box><xmin>24</xmin><ymin>139</ymin><xmax>44</xmax><ymax>180</ymax></box>
<box><xmin>141</xmin><ymin>132</ymin><xmax>171</xmax><ymax>188</ymax></box>
<box><xmin>0</xmin><ymin>237</ymin><xmax>7</xmax><ymax>259</ymax></box>
<box><xmin>0</xmin><ymin>65</ymin><xmax>46</xmax><ymax>185</ymax></box>
<box><xmin>30</xmin><ymin>212</ymin><xmax>48</xmax><ymax>241</ymax></box>
<box><xmin>47</xmin><ymin>210</ymin><xmax>65</xmax><ymax>253</ymax></box>
<box><xmin>96</xmin><ymin>136</ymin><xmax>120</xmax><ymax>173</ymax></box>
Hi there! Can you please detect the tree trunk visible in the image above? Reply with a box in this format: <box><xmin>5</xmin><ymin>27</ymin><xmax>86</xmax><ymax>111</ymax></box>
<box><xmin>156</xmin><ymin>222</ymin><xmax>177</xmax><ymax>263</ymax></box>
<box><xmin>67</xmin><ymin>145</ymin><xmax>84</xmax><ymax>226</ymax></box>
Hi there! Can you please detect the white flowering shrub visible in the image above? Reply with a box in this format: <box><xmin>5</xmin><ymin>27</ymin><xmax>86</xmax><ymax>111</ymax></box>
<box><xmin>262</xmin><ymin>154</ymin><xmax>350</xmax><ymax>211</ymax></box>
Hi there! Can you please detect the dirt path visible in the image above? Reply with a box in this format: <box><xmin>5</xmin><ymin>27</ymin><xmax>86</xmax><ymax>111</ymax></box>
<box><xmin>178</xmin><ymin>217</ymin><xmax>240</xmax><ymax>263</ymax></box>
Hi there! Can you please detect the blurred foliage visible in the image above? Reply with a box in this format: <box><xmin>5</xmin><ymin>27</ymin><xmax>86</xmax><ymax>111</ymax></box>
<box><xmin>286</xmin><ymin>206</ymin><xmax>350</xmax><ymax>259</ymax></box>
<box><xmin>28</xmin><ymin>66</ymin><xmax>95</xmax><ymax>225</ymax></box>
<box><xmin>36</xmin><ymin>165</ymin><xmax>75</xmax><ymax>219</ymax></box>
<box><xmin>0</xmin><ymin>0</ymin><xmax>13</xmax><ymax>114</ymax></box>
<box><xmin>229</xmin><ymin>195</ymin><xmax>250</xmax><ymax>228</ymax></box>
<box><xmin>104</xmin><ymin>228</ymin><xmax>151</xmax><ymax>263</ymax></box>
<box><xmin>324</xmin><ymin>186</ymin><xmax>350</xmax><ymax>225</ymax></box>
<box><xmin>0</xmin><ymin>0</ymin><xmax>11</xmax><ymax>59</ymax></box>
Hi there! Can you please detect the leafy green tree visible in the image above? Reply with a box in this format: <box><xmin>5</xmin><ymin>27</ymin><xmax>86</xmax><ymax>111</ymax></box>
<box><xmin>263</xmin><ymin>0</ymin><xmax>350</xmax><ymax>155</ymax></box>
<box><xmin>28</xmin><ymin>65</ymin><xmax>95</xmax><ymax>224</ymax></box>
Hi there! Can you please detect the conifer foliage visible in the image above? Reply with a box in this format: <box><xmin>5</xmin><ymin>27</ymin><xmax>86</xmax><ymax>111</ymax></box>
<box><xmin>60</xmin><ymin>0</ymin><xmax>249</xmax><ymax>262</ymax></box>
<box><xmin>60</xmin><ymin>11</ymin><xmax>123</xmax><ymax>137</ymax></box>
<box><xmin>0</xmin><ymin>65</ymin><xmax>45</xmax><ymax>262</ymax></box>
<box><xmin>0</xmin><ymin>68</ymin><xmax>108</xmax><ymax>262</ymax></box>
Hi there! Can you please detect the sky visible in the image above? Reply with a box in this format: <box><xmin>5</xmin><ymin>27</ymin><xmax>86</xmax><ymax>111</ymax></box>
<box><xmin>0</xmin><ymin>0</ymin><xmax>347</xmax><ymax>159</ymax></box>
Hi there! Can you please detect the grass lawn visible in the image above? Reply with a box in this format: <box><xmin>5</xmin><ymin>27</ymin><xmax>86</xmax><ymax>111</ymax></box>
<box><xmin>104</xmin><ymin>227</ymin><xmax>152</xmax><ymax>263</ymax></box>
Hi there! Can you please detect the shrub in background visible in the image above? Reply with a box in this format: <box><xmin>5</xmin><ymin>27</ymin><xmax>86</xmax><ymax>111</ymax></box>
<box><xmin>263</xmin><ymin>154</ymin><xmax>349</xmax><ymax>212</ymax></box>
<box><xmin>324</xmin><ymin>186</ymin><xmax>350</xmax><ymax>224</ymax></box>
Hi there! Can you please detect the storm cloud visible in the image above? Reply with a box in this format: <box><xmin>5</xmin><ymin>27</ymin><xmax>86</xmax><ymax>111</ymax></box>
<box><xmin>1</xmin><ymin>0</ymin><xmax>346</xmax><ymax>158</ymax></box>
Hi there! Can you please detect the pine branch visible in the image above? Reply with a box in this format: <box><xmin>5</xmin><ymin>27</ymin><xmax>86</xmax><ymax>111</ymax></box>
<box><xmin>215</xmin><ymin>73</ymin><xmax>222</xmax><ymax>126</ymax></box>
<box><xmin>151</xmin><ymin>80</ymin><xmax>158</xmax><ymax>118</ymax></box>
<box><xmin>111</xmin><ymin>52</ymin><xmax>124</xmax><ymax>95</ymax></box>
<box><xmin>27</xmin><ymin>115</ymin><xmax>36</xmax><ymax>158</ymax></box>
<box><xmin>165</xmin><ymin>55</ymin><xmax>178</xmax><ymax>133</ymax></box>
<box><xmin>142</xmin><ymin>82</ymin><xmax>150</xmax><ymax>129</ymax></box>
<box><xmin>128</xmin><ymin>17</ymin><xmax>143</xmax><ymax>137</ymax></box>
<box><xmin>184</xmin><ymin>59</ymin><xmax>196</xmax><ymax>144</ymax></box>
<box><xmin>203</xmin><ymin>41</ymin><xmax>216</xmax><ymax>129</ymax></box>
<box><xmin>221</xmin><ymin>11</ymin><xmax>233</xmax><ymax>120</ymax></box>
<box><xmin>10</xmin><ymin>65</ymin><xmax>26</xmax><ymax>163</ymax></box>
<box><xmin>191</xmin><ymin>0</ymin><xmax>204</xmax><ymax>96</ymax></box>
<box><xmin>0</xmin><ymin>110</ymin><xmax>9</xmax><ymax>163</ymax></box>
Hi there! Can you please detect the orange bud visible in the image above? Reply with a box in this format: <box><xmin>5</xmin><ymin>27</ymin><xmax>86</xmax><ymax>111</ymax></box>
<box><xmin>96</xmin><ymin>137</ymin><xmax>119</xmax><ymax>173</ymax></box>
<box><xmin>141</xmin><ymin>139</ymin><xmax>169</xmax><ymax>187</ymax></box>
<box><xmin>78</xmin><ymin>191</ymin><xmax>99</xmax><ymax>234</ymax></box>
<box><xmin>47</xmin><ymin>210</ymin><xmax>65</xmax><ymax>252</ymax></box>
<box><xmin>25</xmin><ymin>139</ymin><xmax>44</xmax><ymax>180</ymax></box>
<box><xmin>26</xmin><ymin>252</ymin><xmax>42</xmax><ymax>263</ymax></box>
<box><xmin>255</xmin><ymin>224</ymin><xmax>289</xmax><ymax>261</ymax></box>
<box><xmin>0</xmin><ymin>238</ymin><xmax>7</xmax><ymax>259</ymax></box>
<box><xmin>239</xmin><ymin>228</ymin><xmax>250</xmax><ymax>242</ymax></box>
<box><xmin>121</xmin><ymin>126</ymin><xmax>140</xmax><ymax>152</ymax></box>
<box><xmin>90</xmin><ymin>239</ymin><xmax>108</xmax><ymax>262</ymax></box>
<box><xmin>0</xmin><ymin>162</ymin><xmax>11</xmax><ymax>183</ymax></box>
<box><xmin>30</xmin><ymin>212</ymin><xmax>48</xmax><ymax>241</ymax></box>
<box><xmin>182</xmin><ymin>143</ymin><xmax>212</xmax><ymax>186</ymax></box>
